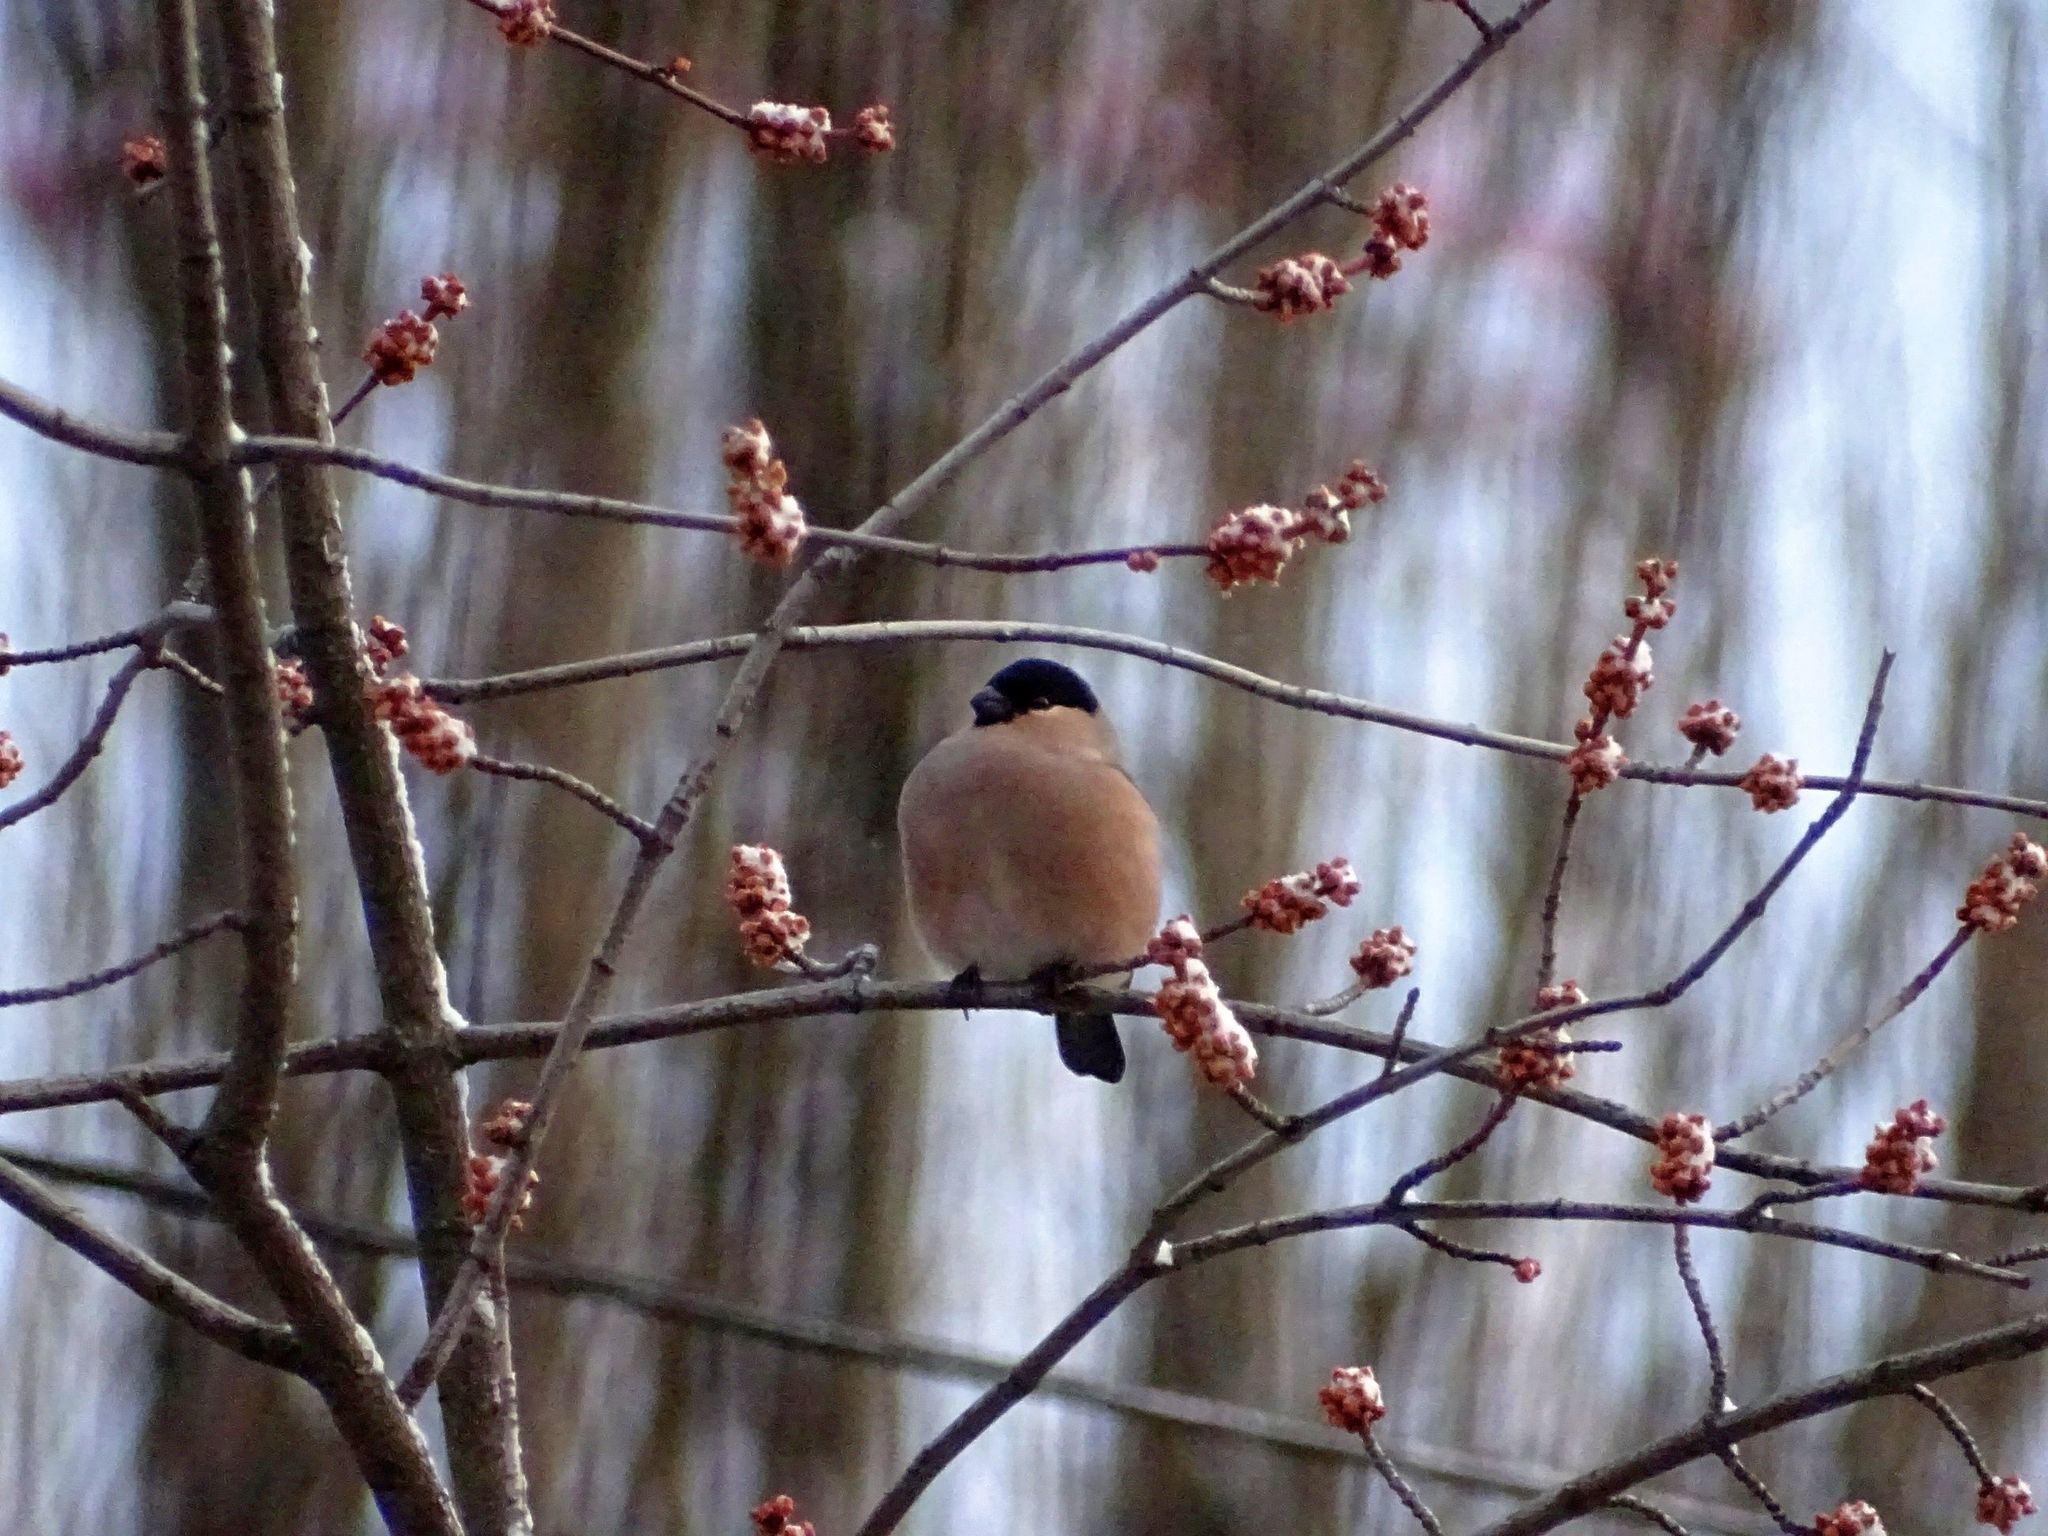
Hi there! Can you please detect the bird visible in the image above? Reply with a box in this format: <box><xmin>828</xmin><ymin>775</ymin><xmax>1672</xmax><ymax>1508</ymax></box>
<box><xmin>898</xmin><ymin>658</ymin><xmax>1163</xmax><ymax>1082</ymax></box>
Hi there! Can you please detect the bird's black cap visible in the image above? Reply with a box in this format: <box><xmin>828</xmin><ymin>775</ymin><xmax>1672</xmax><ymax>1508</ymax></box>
<box><xmin>971</xmin><ymin>658</ymin><xmax>1098</xmax><ymax>726</ymax></box>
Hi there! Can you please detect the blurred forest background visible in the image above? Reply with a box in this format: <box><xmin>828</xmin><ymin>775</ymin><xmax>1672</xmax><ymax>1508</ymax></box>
<box><xmin>1</xmin><ymin>0</ymin><xmax>2044</xmax><ymax>1531</ymax></box>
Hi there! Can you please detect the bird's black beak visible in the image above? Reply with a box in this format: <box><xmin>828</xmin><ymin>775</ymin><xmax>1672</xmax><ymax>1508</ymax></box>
<box><xmin>970</xmin><ymin>687</ymin><xmax>1014</xmax><ymax>727</ymax></box>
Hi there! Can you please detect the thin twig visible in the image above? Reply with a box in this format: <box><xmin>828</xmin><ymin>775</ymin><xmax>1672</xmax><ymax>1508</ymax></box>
<box><xmin>1537</xmin><ymin>618</ymin><xmax>1654</xmax><ymax>989</ymax></box>
<box><xmin>1388</xmin><ymin>1090</ymin><xmax>1515</xmax><ymax>1201</ymax></box>
<box><xmin>1535</xmin><ymin>793</ymin><xmax>1587</xmax><ymax>989</ymax></box>
<box><xmin>2</xmin><ymin>408</ymin><xmax>2043</xmax><ymax>824</ymax></box>
<box><xmin>1715</xmin><ymin>926</ymin><xmax>1975</xmax><ymax>1142</ymax></box>
<box><xmin>1396</xmin><ymin>1221</ymin><xmax>1527</xmax><ymax>1274</ymax></box>
<box><xmin>1364</xmin><ymin>1428</ymin><xmax>1449</xmax><ymax>1536</ymax></box>
<box><xmin>151</xmin><ymin>648</ymin><xmax>223</xmax><ymax>694</ymax></box>
<box><xmin>1470</xmin><ymin>1309</ymin><xmax>2048</xmax><ymax>1536</ymax></box>
<box><xmin>1676</xmin><ymin>1228</ymin><xmax>1807</xmax><ymax>1536</ymax></box>
<box><xmin>243</xmin><ymin>433</ymin><xmax>1217</xmax><ymax>572</ymax></box>
<box><xmin>1173</xmin><ymin>1197</ymin><xmax>2028</xmax><ymax>1287</ymax></box>
<box><xmin>0</xmin><ymin>601</ymin><xmax>211</xmax><ymax>667</ymax></box>
<box><xmin>1985</xmin><ymin>1240</ymin><xmax>2048</xmax><ymax>1268</ymax></box>
<box><xmin>0</xmin><ymin>1152</ymin><xmax>304</xmax><ymax>1372</ymax></box>
<box><xmin>0</xmin><ymin>374</ymin><xmax>186</xmax><ymax>466</ymax></box>
<box><xmin>1733</xmin><ymin>1179</ymin><xmax>1861</xmax><ymax>1219</ymax></box>
<box><xmin>1605</xmin><ymin>1496</ymin><xmax>1693</xmax><ymax>1536</ymax></box>
<box><xmin>462</xmin><ymin>0</ymin><xmax>751</xmax><ymax>127</ymax></box>
<box><xmin>1227</xmin><ymin>1084</ymin><xmax>1298</xmax><ymax>1136</ymax></box>
<box><xmin>1715</xmin><ymin>1449</ymin><xmax>1804</xmax><ymax>1536</ymax></box>
<box><xmin>1672</xmin><ymin>1225</ymin><xmax>1731</xmax><ymax>1410</ymax></box>
<box><xmin>1378</xmin><ymin>988</ymin><xmax>1421</xmax><ymax>1079</ymax></box>
<box><xmin>1449</xmin><ymin>0</ymin><xmax>1497</xmax><ymax>41</ymax></box>
<box><xmin>1909</xmin><ymin>1384</ymin><xmax>1997</xmax><ymax>1484</ymax></box>
<box><xmin>852</xmin><ymin>1259</ymin><xmax>1165</xmax><ymax>1536</ymax></box>
<box><xmin>1485</xmin><ymin>655</ymin><xmax>1896</xmax><ymax>1050</ymax></box>
<box><xmin>9</xmin><ymin>976</ymin><xmax>2041</xmax><ymax>1215</ymax></box>
<box><xmin>470</xmin><ymin>754</ymin><xmax>658</xmax><ymax>844</ymax></box>
<box><xmin>415</xmin><ymin>623</ymin><xmax>2045</xmax><ymax>823</ymax></box>
<box><xmin>1144</xmin><ymin>664</ymin><xmax>1891</xmax><ymax>1242</ymax></box>
<box><xmin>0</xmin><ymin>653</ymin><xmax>152</xmax><ymax>832</ymax></box>
<box><xmin>0</xmin><ymin>911</ymin><xmax>244</xmax><ymax>1008</ymax></box>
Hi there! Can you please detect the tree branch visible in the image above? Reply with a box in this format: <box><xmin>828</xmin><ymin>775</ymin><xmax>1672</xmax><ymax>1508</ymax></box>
<box><xmin>1171</xmin><ymin>1197</ymin><xmax>2027</xmax><ymax>1287</ymax></box>
<box><xmin>0</xmin><ymin>600</ymin><xmax>212</xmax><ymax>668</ymax></box>
<box><xmin>1716</xmin><ymin>925</ymin><xmax>1976</xmax><ymax>1142</ymax></box>
<box><xmin>154</xmin><ymin>1</ymin><xmax>465</xmax><ymax>1530</ymax></box>
<box><xmin>4</xmin><ymin>978</ymin><xmax>2042</xmax><ymax>1217</ymax></box>
<box><xmin>1470</xmin><ymin>1310</ymin><xmax>2048</xmax><ymax>1536</ymax></box>
<box><xmin>0</xmin><ymin>1152</ymin><xmax>304</xmax><ymax>1372</ymax></box>
<box><xmin>211</xmin><ymin>0</ymin><xmax>529</xmax><ymax>1520</ymax></box>
<box><xmin>0</xmin><ymin>653</ymin><xmax>153</xmax><ymax>832</ymax></box>
<box><xmin>0</xmin><ymin>910</ymin><xmax>244</xmax><ymax>1008</ymax></box>
<box><xmin>470</xmin><ymin>754</ymin><xmax>658</xmax><ymax>845</ymax></box>
<box><xmin>418</xmin><ymin>623</ymin><xmax>2046</xmax><ymax>822</ymax></box>
<box><xmin>8</xmin><ymin>1142</ymin><xmax>1785</xmax><ymax>1532</ymax></box>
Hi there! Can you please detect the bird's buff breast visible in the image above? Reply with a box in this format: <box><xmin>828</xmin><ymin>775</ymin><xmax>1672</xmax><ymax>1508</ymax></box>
<box><xmin>898</xmin><ymin>737</ymin><xmax>1161</xmax><ymax>978</ymax></box>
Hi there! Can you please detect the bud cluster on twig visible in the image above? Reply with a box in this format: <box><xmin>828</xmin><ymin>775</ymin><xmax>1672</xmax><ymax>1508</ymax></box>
<box><xmin>1959</xmin><ymin>834</ymin><xmax>2047</xmax><ymax>934</ymax></box>
<box><xmin>751</xmin><ymin>1494</ymin><xmax>816</xmax><ymax>1536</ymax></box>
<box><xmin>1243</xmin><ymin>181</ymin><xmax>1433</xmax><ymax>321</ymax></box>
<box><xmin>363</xmin><ymin>273</ymin><xmax>470</xmax><ymax>387</ymax></box>
<box><xmin>464</xmin><ymin>1098</ymin><xmax>538</xmax><ymax>1228</ymax></box>
<box><xmin>725</xmin><ymin>844</ymin><xmax>813</xmax><ymax>967</ymax></box>
<box><xmin>1650</xmin><ymin>1111</ymin><xmax>1715</xmax><ymax>1204</ymax></box>
<box><xmin>1204</xmin><ymin>460</ymin><xmax>1386</xmax><ymax>593</ymax></box>
<box><xmin>1242</xmin><ymin>857</ymin><xmax>1360</xmax><ymax>933</ymax></box>
<box><xmin>721</xmin><ymin>419</ymin><xmax>809</xmax><ymax>567</ymax></box>
<box><xmin>1498</xmin><ymin>979</ymin><xmax>1584</xmax><ymax>1091</ymax></box>
<box><xmin>1859</xmin><ymin>1099</ymin><xmax>1945</xmax><ymax>1195</ymax></box>
<box><xmin>1148</xmin><ymin>917</ymin><xmax>1258</xmax><ymax>1089</ymax></box>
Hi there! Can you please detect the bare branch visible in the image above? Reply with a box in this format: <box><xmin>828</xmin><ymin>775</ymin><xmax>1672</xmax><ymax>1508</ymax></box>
<box><xmin>0</xmin><ymin>911</ymin><xmax>244</xmax><ymax>1009</ymax></box>
<box><xmin>1364</xmin><ymin>1428</ymin><xmax>1449</xmax><ymax>1536</ymax></box>
<box><xmin>1715</xmin><ymin>926</ymin><xmax>1975</xmax><ymax>1142</ymax></box>
<box><xmin>151</xmin><ymin>0</ymin><xmax>298</xmax><ymax>1160</ymax></box>
<box><xmin>1377</xmin><ymin>987</ymin><xmax>1421</xmax><ymax>1075</ymax></box>
<box><xmin>1909</xmin><ymin>1384</ymin><xmax>1997</xmax><ymax>1485</ymax></box>
<box><xmin>0</xmin><ymin>373</ymin><xmax>186</xmax><ymax>467</ymax></box>
<box><xmin>421</xmin><ymin>624</ymin><xmax>2044</xmax><ymax>822</ymax></box>
<box><xmin>1172</xmin><ymin>1197</ymin><xmax>2029</xmax><ymax>1287</ymax></box>
<box><xmin>1606</xmin><ymin>1496</ymin><xmax>1694</xmax><ymax>1536</ymax></box>
<box><xmin>0</xmin><ymin>600</ymin><xmax>211</xmax><ymax>667</ymax></box>
<box><xmin>0</xmin><ymin>1152</ymin><xmax>304</xmax><ymax>1372</ymax></box>
<box><xmin>1672</xmin><ymin>1226</ymin><xmax>1731</xmax><ymax>1411</ymax></box>
<box><xmin>852</xmin><ymin>1260</ymin><xmax>1164</xmax><ymax>1536</ymax></box>
<box><xmin>1388</xmin><ymin>1090</ymin><xmax>1516</xmax><ymax>1202</ymax></box>
<box><xmin>1448</xmin><ymin>0</ymin><xmax>1498</xmax><ymax>41</ymax></box>
<box><xmin>1469</xmin><ymin>1310</ymin><xmax>2048</xmax><ymax>1536</ymax></box>
<box><xmin>471</xmin><ymin>754</ymin><xmax>659</xmax><ymax>845</ymax></box>
<box><xmin>1536</xmin><ymin>792</ymin><xmax>1589</xmax><ymax>990</ymax></box>
<box><xmin>156</xmin><ymin>0</ymin><xmax>467</xmax><ymax>1529</ymax></box>
<box><xmin>1396</xmin><ymin>1220</ymin><xmax>1527</xmax><ymax>1274</ymax></box>
<box><xmin>210</xmin><ymin>0</ymin><xmax>523</xmax><ymax>1517</ymax></box>
<box><xmin>5</xmin><ymin>977</ymin><xmax>2042</xmax><ymax>1219</ymax></box>
<box><xmin>0</xmin><ymin>653</ymin><xmax>153</xmax><ymax>833</ymax></box>
<box><xmin>460</xmin><ymin>0</ymin><xmax>751</xmax><ymax>128</ymax></box>
<box><xmin>13</xmin><ymin>1144</ymin><xmax>1768</xmax><ymax>1530</ymax></box>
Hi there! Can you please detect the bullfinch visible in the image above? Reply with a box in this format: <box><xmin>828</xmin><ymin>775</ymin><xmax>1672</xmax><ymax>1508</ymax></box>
<box><xmin>897</xmin><ymin>658</ymin><xmax>1163</xmax><ymax>1082</ymax></box>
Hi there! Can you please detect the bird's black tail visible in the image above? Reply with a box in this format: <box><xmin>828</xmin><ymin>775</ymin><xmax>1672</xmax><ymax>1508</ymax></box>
<box><xmin>1055</xmin><ymin>1013</ymin><xmax>1126</xmax><ymax>1083</ymax></box>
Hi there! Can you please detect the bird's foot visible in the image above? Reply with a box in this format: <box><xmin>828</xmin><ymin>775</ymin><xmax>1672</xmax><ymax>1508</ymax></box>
<box><xmin>951</xmin><ymin>963</ymin><xmax>984</xmax><ymax>1020</ymax></box>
